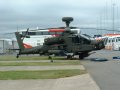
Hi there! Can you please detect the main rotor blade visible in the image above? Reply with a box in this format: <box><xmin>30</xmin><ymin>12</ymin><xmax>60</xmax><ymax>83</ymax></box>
<box><xmin>22</xmin><ymin>28</ymin><xmax>29</xmax><ymax>41</ymax></box>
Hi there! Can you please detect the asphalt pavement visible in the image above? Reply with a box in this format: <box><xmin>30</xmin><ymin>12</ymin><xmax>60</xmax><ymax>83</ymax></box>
<box><xmin>81</xmin><ymin>50</ymin><xmax>120</xmax><ymax>90</ymax></box>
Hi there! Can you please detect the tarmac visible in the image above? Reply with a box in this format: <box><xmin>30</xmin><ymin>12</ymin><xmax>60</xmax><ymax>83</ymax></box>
<box><xmin>81</xmin><ymin>50</ymin><xmax>120</xmax><ymax>90</ymax></box>
<box><xmin>0</xmin><ymin>60</ymin><xmax>100</xmax><ymax>90</ymax></box>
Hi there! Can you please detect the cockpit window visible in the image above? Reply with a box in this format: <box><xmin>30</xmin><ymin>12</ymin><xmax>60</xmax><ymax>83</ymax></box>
<box><xmin>83</xmin><ymin>34</ymin><xmax>91</xmax><ymax>38</ymax></box>
<box><xmin>81</xmin><ymin>38</ymin><xmax>91</xmax><ymax>44</ymax></box>
<box><xmin>71</xmin><ymin>34</ymin><xmax>91</xmax><ymax>44</ymax></box>
<box><xmin>81</xmin><ymin>34</ymin><xmax>91</xmax><ymax>40</ymax></box>
<box><xmin>72</xmin><ymin>36</ymin><xmax>80</xmax><ymax>43</ymax></box>
<box><xmin>80</xmin><ymin>35</ymin><xmax>91</xmax><ymax>44</ymax></box>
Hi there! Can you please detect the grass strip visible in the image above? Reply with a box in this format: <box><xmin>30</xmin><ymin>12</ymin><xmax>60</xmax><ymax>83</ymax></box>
<box><xmin>0</xmin><ymin>69</ymin><xmax>86</xmax><ymax>80</ymax></box>
<box><xmin>0</xmin><ymin>61</ymin><xmax>81</xmax><ymax>66</ymax></box>
<box><xmin>0</xmin><ymin>56</ymin><xmax>68</xmax><ymax>61</ymax></box>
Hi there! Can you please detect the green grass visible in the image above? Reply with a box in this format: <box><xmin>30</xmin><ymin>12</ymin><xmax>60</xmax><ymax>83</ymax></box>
<box><xmin>0</xmin><ymin>55</ymin><xmax>67</xmax><ymax>61</ymax></box>
<box><xmin>0</xmin><ymin>61</ymin><xmax>81</xmax><ymax>66</ymax></box>
<box><xmin>0</xmin><ymin>69</ymin><xmax>86</xmax><ymax>80</ymax></box>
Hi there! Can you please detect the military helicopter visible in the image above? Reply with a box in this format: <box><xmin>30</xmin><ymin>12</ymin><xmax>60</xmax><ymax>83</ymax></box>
<box><xmin>15</xmin><ymin>17</ymin><xmax>105</xmax><ymax>59</ymax></box>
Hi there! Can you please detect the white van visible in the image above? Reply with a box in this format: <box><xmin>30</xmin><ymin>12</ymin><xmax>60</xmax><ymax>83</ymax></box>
<box><xmin>105</xmin><ymin>36</ymin><xmax>120</xmax><ymax>50</ymax></box>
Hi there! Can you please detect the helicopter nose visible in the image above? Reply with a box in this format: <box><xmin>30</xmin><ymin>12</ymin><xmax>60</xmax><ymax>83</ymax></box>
<box><xmin>95</xmin><ymin>41</ymin><xmax>105</xmax><ymax>50</ymax></box>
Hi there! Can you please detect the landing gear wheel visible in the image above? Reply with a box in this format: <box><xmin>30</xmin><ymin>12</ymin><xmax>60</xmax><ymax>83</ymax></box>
<box><xmin>67</xmin><ymin>55</ymin><xmax>72</xmax><ymax>60</ymax></box>
<box><xmin>16</xmin><ymin>54</ymin><xmax>19</xmax><ymax>58</ymax></box>
<box><xmin>48</xmin><ymin>56</ymin><xmax>52</xmax><ymax>59</ymax></box>
<box><xmin>79</xmin><ymin>54</ymin><xmax>84</xmax><ymax>60</ymax></box>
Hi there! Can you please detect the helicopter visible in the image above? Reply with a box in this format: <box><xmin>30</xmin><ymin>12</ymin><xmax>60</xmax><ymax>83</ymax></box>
<box><xmin>15</xmin><ymin>17</ymin><xmax>105</xmax><ymax>59</ymax></box>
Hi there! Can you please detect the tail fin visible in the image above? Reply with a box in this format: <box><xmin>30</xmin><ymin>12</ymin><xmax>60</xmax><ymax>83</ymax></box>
<box><xmin>15</xmin><ymin>32</ymin><xmax>25</xmax><ymax>50</ymax></box>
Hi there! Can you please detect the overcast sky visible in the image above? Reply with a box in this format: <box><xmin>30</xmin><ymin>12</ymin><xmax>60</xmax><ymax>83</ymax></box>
<box><xmin>0</xmin><ymin>0</ymin><xmax>120</xmax><ymax>35</ymax></box>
